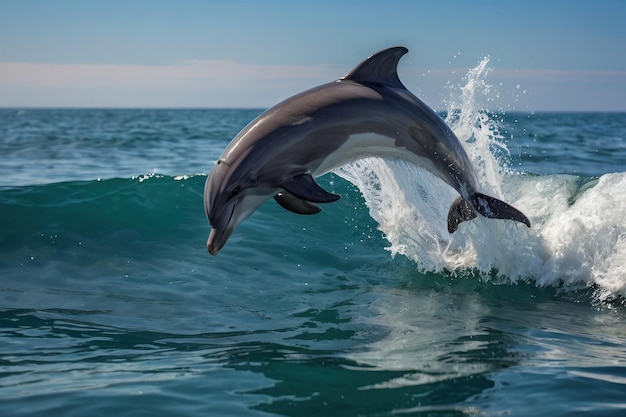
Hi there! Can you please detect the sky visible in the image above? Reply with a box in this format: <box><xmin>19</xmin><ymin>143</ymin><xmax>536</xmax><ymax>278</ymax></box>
<box><xmin>1</xmin><ymin>0</ymin><xmax>625</xmax><ymax>111</ymax></box>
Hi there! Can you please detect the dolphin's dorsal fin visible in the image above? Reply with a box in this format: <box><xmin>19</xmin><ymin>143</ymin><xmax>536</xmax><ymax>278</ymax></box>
<box><xmin>341</xmin><ymin>46</ymin><xmax>408</xmax><ymax>89</ymax></box>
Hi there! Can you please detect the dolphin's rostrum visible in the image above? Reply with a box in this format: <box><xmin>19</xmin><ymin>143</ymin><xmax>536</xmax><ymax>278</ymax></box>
<box><xmin>204</xmin><ymin>47</ymin><xmax>530</xmax><ymax>255</ymax></box>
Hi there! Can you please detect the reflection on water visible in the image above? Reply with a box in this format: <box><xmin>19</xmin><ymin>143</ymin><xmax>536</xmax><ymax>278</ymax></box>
<box><xmin>2</xmin><ymin>269</ymin><xmax>625</xmax><ymax>416</ymax></box>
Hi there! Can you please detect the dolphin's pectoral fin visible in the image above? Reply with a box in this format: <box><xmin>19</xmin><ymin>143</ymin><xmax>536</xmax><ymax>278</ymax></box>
<box><xmin>274</xmin><ymin>191</ymin><xmax>322</xmax><ymax>215</ymax></box>
<box><xmin>447</xmin><ymin>196</ymin><xmax>478</xmax><ymax>233</ymax></box>
<box><xmin>281</xmin><ymin>174</ymin><xmax>341</xmax><ymax>203</ymax></box>
<box><xmin>472</xmin><ymin>192</ymin><xmax>531</xmax><ymax>228</ymax></box>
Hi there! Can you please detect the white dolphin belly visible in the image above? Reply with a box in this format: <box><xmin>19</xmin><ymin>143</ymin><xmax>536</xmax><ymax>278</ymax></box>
<box><xmin>313</xmin><ymin>132</ymin><xmax>440</xmax><ymax>180</ymax></box>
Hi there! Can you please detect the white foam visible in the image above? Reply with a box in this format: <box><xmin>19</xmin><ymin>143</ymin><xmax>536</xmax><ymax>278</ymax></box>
<box><xmin>335</xmin><ymin>58</ymin><xmax>626</xmax><ymax>298</ymax></box>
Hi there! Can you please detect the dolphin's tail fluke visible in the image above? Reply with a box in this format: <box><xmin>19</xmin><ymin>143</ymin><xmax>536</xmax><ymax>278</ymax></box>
<box><xmin>447</xmin><ymin>193</ymin><xmax>531</xmax><ymax>233</ymax></box>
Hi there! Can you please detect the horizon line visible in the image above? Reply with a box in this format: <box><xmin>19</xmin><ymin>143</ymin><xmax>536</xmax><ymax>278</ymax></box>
<box><xmin>2</xmin><ymin>106</ymin><xmax>625</xmax><ymax>114</ymax></box>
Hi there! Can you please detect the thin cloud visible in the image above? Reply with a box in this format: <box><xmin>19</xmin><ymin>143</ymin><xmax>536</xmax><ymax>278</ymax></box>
<box><xmin>0</xmin><ymin>60</ymin><xmax>340</xmax><ymax>89</ymax></box>
<box><xmin>0</xmin><ymin>60</ymin><xmax>624</xmax><ymax>110</ymax></box>
<box><xmin>492</xmin><ymin>68</ymin><xmax>626</xmax><ymax>82</ymax></box>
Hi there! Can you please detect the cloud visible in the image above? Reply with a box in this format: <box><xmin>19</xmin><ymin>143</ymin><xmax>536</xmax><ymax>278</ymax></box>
<box><xmin>0</xmin><ymin>60</ymin><xmax>340</xmax><ymax>89</ymax></box>
<box><xmin>0</xmin><ymin>60</ymin><xmax>345</xmax><ymax>107</ymax></box>
<box><xmin>488</xmin><ymin>68</ymin><xmax>626</xmax><ymax>111</ymax></box>
<box><xmin>0</xmin><ymin>60</ymin><xmax>344</xmax><ymax>107</ymax></box>
<box><xmin>0</xmin><ymin>60</ymin><xmax>624</xmax><ymax>110</ymax></box>
<box><xmin>491</xmin><ymin>68</ymin><xmax>626</xmax><ymax>83</ymax></box>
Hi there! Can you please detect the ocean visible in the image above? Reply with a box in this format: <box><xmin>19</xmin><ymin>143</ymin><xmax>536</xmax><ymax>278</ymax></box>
<box><xmin>1</xmin><ymin>64</ymin><xmax>626</xmax><ymax>416</ymax></box>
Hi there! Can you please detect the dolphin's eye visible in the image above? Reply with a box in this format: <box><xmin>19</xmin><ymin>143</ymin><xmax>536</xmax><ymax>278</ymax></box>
<box><xmin>230</xmin><ymin>186</ymin><xmax>241</xmax><ymax>198</ymax></box>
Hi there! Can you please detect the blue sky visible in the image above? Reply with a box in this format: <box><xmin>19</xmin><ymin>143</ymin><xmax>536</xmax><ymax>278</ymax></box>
<box><xmin>1</xmin><ymin>0</ymin><xmax>625</xmax><ymax>110</ymax></box>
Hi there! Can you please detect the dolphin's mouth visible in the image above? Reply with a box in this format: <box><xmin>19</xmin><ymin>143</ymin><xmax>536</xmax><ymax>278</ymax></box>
<box><xmin>207</xmin><ymin>203</ymin><xmax>236</xmax><ymax>255</ymax></box>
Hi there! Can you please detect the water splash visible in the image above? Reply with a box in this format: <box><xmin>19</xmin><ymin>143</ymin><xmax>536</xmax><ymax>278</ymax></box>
<box><xmin>444</xmin><ymin>56</ymin><xmax>508</xmax><ymax>194</ymax></box>
<box><xmin>335</xmin><ymin>58</ymin><xmax>626</xmax><ymax>299</ymax></box>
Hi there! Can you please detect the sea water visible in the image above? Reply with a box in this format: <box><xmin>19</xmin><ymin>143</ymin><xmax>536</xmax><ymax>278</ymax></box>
<box><xmin>1</xmin><ymin>61</ymin><xmax>625</xmax><ymax>416</ymax></box>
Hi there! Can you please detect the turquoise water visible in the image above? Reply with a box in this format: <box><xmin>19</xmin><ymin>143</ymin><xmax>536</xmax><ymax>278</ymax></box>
<box><xmin>2</xmin><ymin>78</ymin><xmax>626</xmax><ymax>415</ymax></box>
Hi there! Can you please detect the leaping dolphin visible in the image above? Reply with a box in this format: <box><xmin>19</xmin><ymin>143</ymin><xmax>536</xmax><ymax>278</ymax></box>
<box><xmin>204</xmin><ymin>47</ymin><xmax>530</xmax><ymax>255</ymax></box>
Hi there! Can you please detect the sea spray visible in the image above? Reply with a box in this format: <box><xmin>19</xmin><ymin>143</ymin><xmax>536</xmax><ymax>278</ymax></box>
<box><xmin>444</xmin><ymin>56</ymin><xmax>507</xmax><ymax>195</ymax></box>
<box><xmin>537</xmin><ymin>173</ymin><xmax>626</xmax><ymax>298</ymax></box>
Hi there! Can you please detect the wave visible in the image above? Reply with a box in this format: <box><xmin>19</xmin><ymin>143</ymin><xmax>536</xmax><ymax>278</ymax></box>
<box><xmin>0</xmin><ymin>175</ymin><xmax>209</xmax><ymax>272</ymax></box>
<box><xmin>338</xmin><ymin>160</ymin><xmax>626</xmax><ymax>297</ymax></box>
<box><xmin>336</xmin><ymin>57</ymin><xmax>626</xmax><ymax>299</ymax></box>
<box><xmin>3</xmin><ymin>169</ymin><xmax>625</xmax><ymax>299</ymax></box>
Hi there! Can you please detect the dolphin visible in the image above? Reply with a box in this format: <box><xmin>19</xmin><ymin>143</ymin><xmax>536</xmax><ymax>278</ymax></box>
<box><xmin>204</xmin><ymin>46</ymin><xmax>530</xmax><ymax>255</ymax></box>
